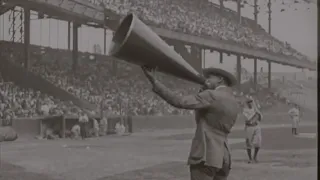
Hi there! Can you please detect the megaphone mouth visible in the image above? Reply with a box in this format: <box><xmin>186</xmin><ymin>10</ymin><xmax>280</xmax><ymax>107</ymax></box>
<box><xmin>109</xmin><ymin>14</ymin><xmax>135</xmax><ymax>56</ymax></box>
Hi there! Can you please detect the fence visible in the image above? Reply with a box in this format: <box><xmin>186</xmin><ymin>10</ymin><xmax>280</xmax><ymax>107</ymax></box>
<box><xmin>10</xmin><ymin>112</ymin><xmax>304</xmax><ymax>137</ymax></box>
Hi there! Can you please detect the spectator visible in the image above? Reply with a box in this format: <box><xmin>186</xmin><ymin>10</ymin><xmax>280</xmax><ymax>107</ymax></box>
<box><xmin>92</xmin><ymin>118</ymin><xmax>99</xmax><ymax>137</ymax></box>
<box><xmin>78</xmin><ymin>111</ymin><xmax>89</xmax><ymax>139</ymax></box>
<box><xmin>71</xmin><ymin>124</ymin><xmax>81</xmax><ymax>139</ymax></box>
<box><xmin>99</xmin><ymin>116</ymin><xmax>108</xmax><ymax>136</ymax></box>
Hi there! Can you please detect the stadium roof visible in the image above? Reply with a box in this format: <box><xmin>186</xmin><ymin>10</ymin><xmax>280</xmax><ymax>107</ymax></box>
<box><xmin>2</xmin><ymin>0</ymin><xmax>316</xmax><ymax>70</ymax></box>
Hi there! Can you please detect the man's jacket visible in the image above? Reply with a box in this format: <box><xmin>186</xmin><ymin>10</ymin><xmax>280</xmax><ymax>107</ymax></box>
<box><xmin>153</xmin><ymin>82</ymin><xmax>240</xmax><ymax>169</ymax></box>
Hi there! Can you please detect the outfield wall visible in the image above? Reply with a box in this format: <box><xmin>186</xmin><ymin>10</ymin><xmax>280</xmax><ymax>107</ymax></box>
<box><xmin>11</xmin><ymin>113</ymin><xmax>297</xmax><ymax>136</ymax></box>
<box><xmin>12</xmin><ymin>117</ymin><xmax>41</xmax><ymax>136</ymax></box>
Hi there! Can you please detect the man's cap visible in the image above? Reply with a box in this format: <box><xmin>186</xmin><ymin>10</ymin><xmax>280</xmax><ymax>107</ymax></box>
<box><xmin>202</xmin><ymin>68</ymin><xmax>237</xmax><ymax>87</ymax></box>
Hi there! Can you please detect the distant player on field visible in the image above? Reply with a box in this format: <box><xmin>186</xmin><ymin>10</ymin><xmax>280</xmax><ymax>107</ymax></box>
<box><xmin>288</xmin><ymin>103</ymin><xmax>300</xmax><ymax>135</ymax></box>
<box><xmin>242</xmin><ymin>98</ymin><xmax>263</xmax><ymax>163</ymax></box>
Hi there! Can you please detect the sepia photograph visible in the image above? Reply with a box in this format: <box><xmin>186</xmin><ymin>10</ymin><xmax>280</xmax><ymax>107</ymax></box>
<box><xmin>0</xmin><ymin>0</ymin><xmax>317</xmax><ymax>179</ymax></box>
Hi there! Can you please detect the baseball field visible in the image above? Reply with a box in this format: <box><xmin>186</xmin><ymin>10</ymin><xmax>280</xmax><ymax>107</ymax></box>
<box><xmin>0</xmin><ymin>115</ymin><xmax>317</xmax><ymax>180</ymax></box>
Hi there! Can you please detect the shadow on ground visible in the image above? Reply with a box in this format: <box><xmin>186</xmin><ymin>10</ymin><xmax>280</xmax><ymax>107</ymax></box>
<box><xmin>0</xmin><ymin>162</ymin><xmax>59</xmax><ymax>180</ymax></box>
<box><xmin>157</xmin><ymin>126</ymin><xmax>317</xmax><ymax>150</ymax></box>
<box><xmin>98</xmin><ymin>156</ymin><xmax>316</xmax><ymax>180</ymax></box>
<box><xmin>0</xmin><ymin>126</ymin><xmax>316</xmax><ymax>180</ymax></box>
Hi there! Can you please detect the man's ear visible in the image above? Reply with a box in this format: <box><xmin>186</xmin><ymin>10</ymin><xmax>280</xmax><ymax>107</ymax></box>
<box><xmin>218</xmin><ymin>76</ymin><xmax>224</xmax><ymax>84</ymax></box>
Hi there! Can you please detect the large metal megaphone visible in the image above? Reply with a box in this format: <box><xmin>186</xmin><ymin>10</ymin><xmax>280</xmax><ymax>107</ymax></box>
<box><xmin>109</xmin><ymin>13</ymin><xmax>205</xmax><ymax>85</ymax></box>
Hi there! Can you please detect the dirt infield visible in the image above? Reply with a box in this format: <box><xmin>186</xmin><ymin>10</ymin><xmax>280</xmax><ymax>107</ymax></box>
<box><xmin>0</xmin><ymin>162</ymin><xmax>58</xmax><ymax>180</ymax></box>
<box><xmin>1</xmin><ymin>150</ymin><xmax>316</xmax><ymax>180</ymax></box>
<box><xmin>0</xmin><ymin>122</ymin><xmax>317</xmax><ymax>180</ymax></box>
<box><xmin>100</xmin><ymin>150</ymin><xmax>317</xmax><ymax>180</ymax></box>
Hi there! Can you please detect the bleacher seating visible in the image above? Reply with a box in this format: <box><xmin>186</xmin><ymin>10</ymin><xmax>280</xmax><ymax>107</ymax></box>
<box><xmin>99</xmin><ymin>0</ymin><xmax>311</xmax><ymax>63</ymax></box>
<box><xmin>0</xmin><ymin>71</ymin><xmax>80</xmax><ymax>121</ymax></box>
<box><xmin>1</xmin><ymin>41</ymin><xmax>197</xmax><ymax>116</ymax></box>
<box><xmin>1</xmin><ymin>41</ymin><xmax>303</xmax><ymax>118</ymax></box>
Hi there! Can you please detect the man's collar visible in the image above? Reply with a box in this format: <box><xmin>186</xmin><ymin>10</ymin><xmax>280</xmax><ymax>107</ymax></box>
<box><xmin>215</xmin><ymin>85</ymin><xmax>227</xmax><ymax>90</ymax></box>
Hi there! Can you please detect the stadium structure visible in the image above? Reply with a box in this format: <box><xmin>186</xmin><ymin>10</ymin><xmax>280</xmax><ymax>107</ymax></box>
<box><xmin>0</xmin><ymin>0</ymin><xmax>317</xmax><ymax>136</ymax></box>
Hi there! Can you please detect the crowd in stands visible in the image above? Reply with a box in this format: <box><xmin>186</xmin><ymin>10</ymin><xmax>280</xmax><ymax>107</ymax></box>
<box><xmin>1</xmin><ymin>41</ymin><xmax>306</xmax><ymax>119</ymax></box>
<box><xmin>1</xmin><ymin>41</ymin><xmax>196</xmax><ymax>116</ymax></box>
<box><xmin>98</xmin><ymin>0</ymin><xmax>310</xmax><ymax>63</ymax></box>
<box><xmin>0</xmin><ymin>67</ymin><xmax>81</xmax><ymax>121</ymax></box>
<box><xmin>1</xmin><ymin>1</ymin><xmax>313</xmax><ymax>140</ymax></box>
<box><xmin>0</xmin><ymin>37</ymin><xmax>312</xmax><ymax>121</ymax></box>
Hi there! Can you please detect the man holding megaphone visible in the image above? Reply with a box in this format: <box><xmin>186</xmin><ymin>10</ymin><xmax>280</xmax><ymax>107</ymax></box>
<box><xmin>142</xmin><ymin>66</ymin><xmax>240</xmax><ymax>180</ymax></box>
<box><xmin>110</xmin><ymin>13</ymin><xmax>241</xmax><ymax>180</ymax></box>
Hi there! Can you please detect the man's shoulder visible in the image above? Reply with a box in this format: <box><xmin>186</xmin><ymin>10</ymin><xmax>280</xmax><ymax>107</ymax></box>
<box><xmin>202</xmin><ymin>88</ymin><xmax>234</xmax><ymax>97</ymax></box>
<box><xmin>201</xmin><ymin>88</ymin><xmax>226</xmax><ymax>94</ymax></box>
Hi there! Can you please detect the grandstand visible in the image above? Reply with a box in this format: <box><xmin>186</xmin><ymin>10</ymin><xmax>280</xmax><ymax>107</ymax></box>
<box><xmin>0</xmin><ymin>0</ymin><xmax>317</xmax><ymax>136</ymax></box>
<box><xmin>0</xmin><ymin>2</ymin><xmax>317</xmax><ymax>180</ymax></box>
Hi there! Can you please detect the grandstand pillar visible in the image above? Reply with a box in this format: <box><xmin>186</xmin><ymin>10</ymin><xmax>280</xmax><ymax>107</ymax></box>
<box><xmin>190</xmin><ymin>46</ymin><xmax>202</xmax><ymax>72</ymax></box>
<box><xmin>254</xmin><ymin>0</ymin><xmax>258</xmax><ymax>22</ymax></box>
<box><xmin>219</xmin><ymin>52</ymin><xmax>223</xmax><ymax>64</ymax></box>
<box><xmin>72</xmin><ymin>23</ymin><xmax>79</xmax><ymax>71</ymax></box>
<box><xmin>236</xmin><ymin>55</ymin><xmax>241</xmax><ymax>91</ymax></box>
<box><xmin>67</xmin><ymin>21</ymin><xmax>71</xmax><ymax>50</ymax></box>
<box><xmin>112</xmin><ymin>31</ymin><xmax>118</xmax><ymax>74</ymax></box>
<box><xmin>202</xmin><ymin>49</ymin><xmax>206</xmax><ymax>68</ymax></box>
<box><xmin>199</xmin><ymin>48</ymin><xmax>203</xmax><ymax>70</ymax></box>
<box><xmin>219</xmin><ymin>0</ymin><xmax>224</xmax><ymax>9</ymax></box>
<box><xmin>237</xmin><ymin>0</ymin><xmax>241</xmax><ymax>23</ymax></box>
<box><xmin>268</xmin><ymin>61</ymin><xmax>271</xmax><ymax>89</ymax></box>
<box><xmin>62</xmin><ymin>116</ymin><xmax>66</xmax><ymax>138</ymax></box>
<box><xmin>23</xmin><ymin>8</ymin><xmax>30</xmax><ymax>69</ymax></box>
<box><xmin>267</xmin><ymin>0</ymin><xmax>272</xmax><ymax>89</ymax></box>
<box><xmin>253</xmin><ymin>0</ymin><xmax>258</xmax><ymax>90</ymax></box>
<box><xmin>190</xmin><ymin>46</ymin><xmax>196</xmax><ymax>67</ymax></box>
<box><xmin>173</xmin><ymin>44</ymin><xmax>202</xmax><ymax>72</ymax></box>
<box><xmin>253</xmin><ymin>59</ymin><xmax>257</xmax><ymax>89</ymax></box>
<box><xmin>103</xmin><ymin>28</ymin><xmax>106</xmax><ymax>55</ymax></box>
<box><xmin>268</xmin><ymin>0</ymin><xmax>272</xmax><ymax>35</ymax></box>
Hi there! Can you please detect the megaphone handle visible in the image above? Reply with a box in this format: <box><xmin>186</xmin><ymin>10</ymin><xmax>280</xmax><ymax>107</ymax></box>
<box><xmin>142</xmin><ymin>65</ymin><xmax>157</xmax><ymax>71</ymax></box>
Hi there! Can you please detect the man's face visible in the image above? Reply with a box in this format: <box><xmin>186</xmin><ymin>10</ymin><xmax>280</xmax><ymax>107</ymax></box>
<box><xmin>203</xmin><ymin>75</ymin><xmax>224</xmax><ymax>90</ymax></box>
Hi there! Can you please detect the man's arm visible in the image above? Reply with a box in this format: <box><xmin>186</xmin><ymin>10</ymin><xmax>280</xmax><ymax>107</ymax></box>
<box><xmin>152</xmin><ymin>80</ymin><xmax>213</xmax><ymax>110</ymax></box>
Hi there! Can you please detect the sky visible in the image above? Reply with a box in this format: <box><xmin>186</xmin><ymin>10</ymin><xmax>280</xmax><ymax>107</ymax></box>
<box><xmin>0</xmin><ymin>0</ymin><xmax>317</xmax><ymax>73</ymax></box>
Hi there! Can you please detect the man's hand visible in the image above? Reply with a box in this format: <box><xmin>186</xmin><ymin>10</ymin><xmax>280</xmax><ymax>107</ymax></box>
<box><xmin>141</xmin><ymin>66</ymin><xmax>158</xmax><ymax>86</ymax></box>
